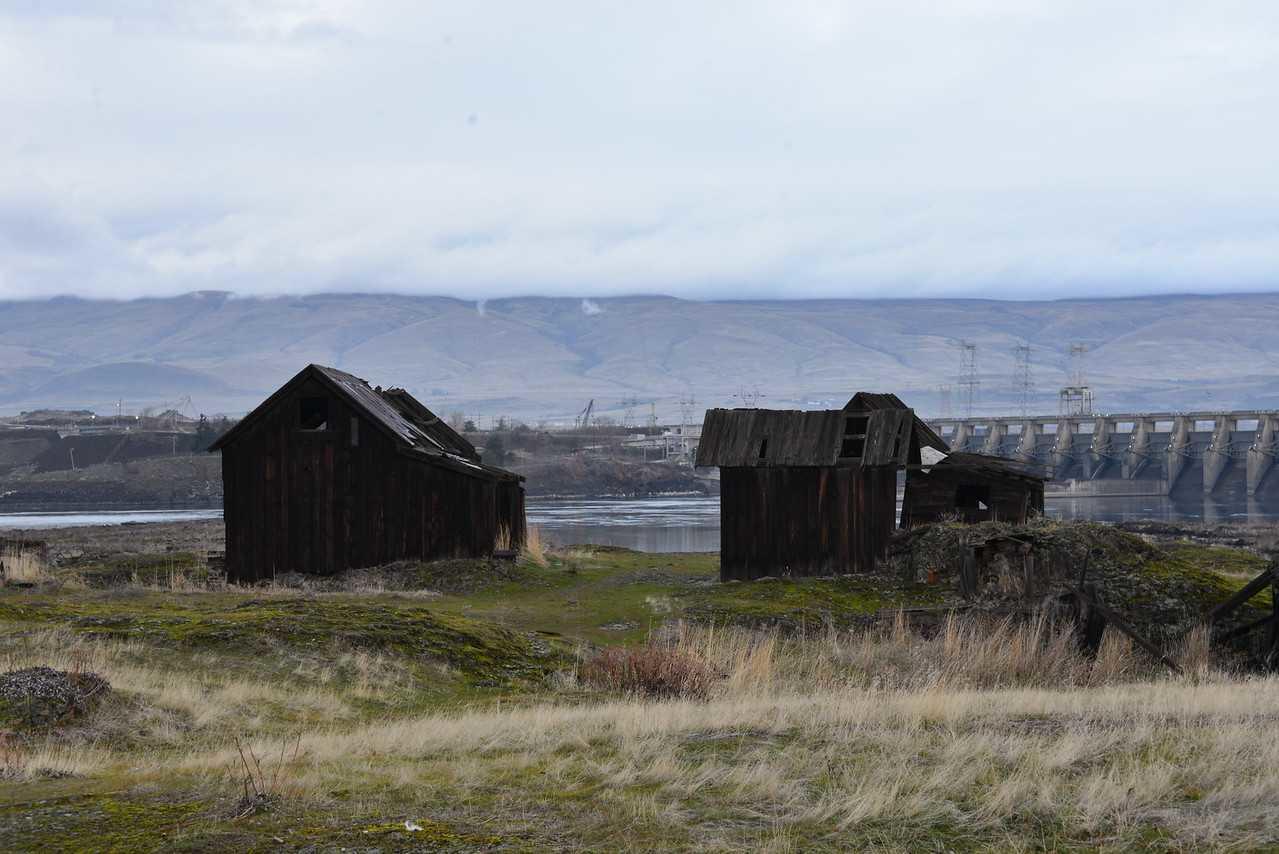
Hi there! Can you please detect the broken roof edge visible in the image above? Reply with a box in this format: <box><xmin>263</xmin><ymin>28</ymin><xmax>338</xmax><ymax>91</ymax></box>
<box><xmin>210</xmin><ymin>363</ymin><xmax>432</xmax><ymax>455</ymax></box>
<box><xmin>208</xmin><ymin>365</ymin><xmax>521</xmax><ymax>481</ymax></box>
<box><xmin>927</xmin><ymin>452</ymin><xmax>1050</xmax><ymax>481</ymax></box>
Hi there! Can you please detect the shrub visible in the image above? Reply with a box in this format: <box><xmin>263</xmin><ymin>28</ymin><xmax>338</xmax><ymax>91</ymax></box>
<box><xmin>580</xmin><ymin>643</ymin><xmax>716</xmax><ymax>699</ymax></box>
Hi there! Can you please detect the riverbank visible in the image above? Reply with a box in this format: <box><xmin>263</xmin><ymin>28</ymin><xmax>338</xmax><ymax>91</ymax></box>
<box><xmin>2</xmin><ymin>520</ymin><xmax>1279</xmax><ymax>849</ymax></box>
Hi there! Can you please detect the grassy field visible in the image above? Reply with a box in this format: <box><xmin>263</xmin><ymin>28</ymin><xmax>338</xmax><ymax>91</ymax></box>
<box><xmin>1</xmin><ymin>525</ymin><xmax>1277</xmax><ymax>851</ymax></box>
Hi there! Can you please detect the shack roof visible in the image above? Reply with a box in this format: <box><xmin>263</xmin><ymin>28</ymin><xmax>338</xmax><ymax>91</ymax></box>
<box><xmin>927</xmin><ymin>451</ymin><xmax>1049</xmax><ymax>481</ymax></box>
<box><xmin>209</xmin><ymin>365</ymin><xmax>518</xmax><ymax>481</ymax></box>
<box><xmin>696</xmin><ymin>394</ymin><xmax>948</xmax><ymax>468</ymax></box>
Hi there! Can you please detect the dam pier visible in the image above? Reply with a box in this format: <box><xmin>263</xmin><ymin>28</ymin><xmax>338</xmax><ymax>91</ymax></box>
<box><xmin>927</xmin><ymin>411</ymin><xmax>1279</xmax><ymax>503</ymax></box>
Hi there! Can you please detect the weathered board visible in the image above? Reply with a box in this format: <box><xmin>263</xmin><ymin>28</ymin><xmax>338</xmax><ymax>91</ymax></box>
<box><xmin>217</xmin><ymin>367</ymin><xmax>524</xmax><ymax>583</ymax></box>
<box><xmin>900</xmin><ymin>453</ymin><xmax>1045</xmax><ymax>526</ymax></box>
<box><xmin>718</xmin><ymin>465</ymin><xmax>898</xmax><ymax>580</ymax></box>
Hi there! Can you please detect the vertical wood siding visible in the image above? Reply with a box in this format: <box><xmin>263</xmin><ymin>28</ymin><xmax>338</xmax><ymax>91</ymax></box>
<box><xmin>719</xmin><ymin>465</ymin><xmax>897</xmax><ymax>581</ymax></box>
<box><xmin>221</xmin><ymin>378</ymin><xmax>525</xmax><ymax>583</ymax></box>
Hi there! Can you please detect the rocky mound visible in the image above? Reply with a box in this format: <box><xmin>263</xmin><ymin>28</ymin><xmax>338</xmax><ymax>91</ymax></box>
<box><xmin>0</xmin><ymin>667</ymin><xmax>110</xmax><ymax>730</ymax></box>
<box><xmin>888</xmin><ymin>519</ymin><xmax>1271</xmax><ymax>645</ymax></box>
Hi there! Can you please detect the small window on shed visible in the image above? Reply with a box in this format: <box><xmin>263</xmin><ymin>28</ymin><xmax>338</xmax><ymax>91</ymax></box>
<box><xmin>758</xmin><ymin>437</ymin><xmax>769</xmax><ymax>461</ymax></box>
<box><xmin>299</xmin><ymin>397</ymin><xmax>329</xmax><ymax>431</ymax></box>
<box><xmin>955</xmin><ymin>483</ymin><xmax>991</xmax><ymax>511</ymax></box>
<box><xmin>840</xmin><ymin>414</ymin><xmax>868</xmax><ymax>458</ymax></box>
<box><xmin>350</xmin><ymin>416</ymin><xmax>360</xmax><ymax>447</ymax></box>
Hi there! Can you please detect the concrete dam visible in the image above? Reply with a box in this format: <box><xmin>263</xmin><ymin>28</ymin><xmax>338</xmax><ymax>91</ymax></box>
<box><xmin>927</xmin><ymin>411</ymin><xmax>1279</xmax><ymax>512</ymax></box>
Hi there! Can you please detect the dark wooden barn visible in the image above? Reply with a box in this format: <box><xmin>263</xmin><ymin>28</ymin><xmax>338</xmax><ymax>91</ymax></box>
<box><xmin>900</xmin><ymin>452</ymin><xmax>1046</xmax><ymax>527</ymax></box>
<box><xmin>210</xmin><ymin>364</ymin><xmax>525</xmax><ymax>583</ymax></box>
<box><xmin>696</xmin><ymin>392</ymin><xmax>948</xmax><ymax>581</ymax></box>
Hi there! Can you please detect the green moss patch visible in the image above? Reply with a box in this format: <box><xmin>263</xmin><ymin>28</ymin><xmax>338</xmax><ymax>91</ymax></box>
<box><xmin>0</xmin><ymin>593</ymin><xmax>560</xmax><ymax>686</ymax></box>
<box><xmin>70</xmin><ymin>551</ymin><xmax>212</xmax><ymax>587</ymax></box>
<box><xmin>683</xmin><ymin>575</ymin><xmax>946</xmax><ymax>631</ymax></box>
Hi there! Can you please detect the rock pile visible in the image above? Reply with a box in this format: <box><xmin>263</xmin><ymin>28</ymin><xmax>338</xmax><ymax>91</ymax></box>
<box><xmin>0</xmin><ymin>666</ymin><xmax>110</xmax><ymax>729</ymax></box>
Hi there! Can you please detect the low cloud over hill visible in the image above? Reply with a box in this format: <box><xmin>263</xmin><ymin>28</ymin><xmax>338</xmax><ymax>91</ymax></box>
<box><xmin>1</xmin><ymin>291</ymin><xmax>1277</xmax><ymax>421</ymax></box>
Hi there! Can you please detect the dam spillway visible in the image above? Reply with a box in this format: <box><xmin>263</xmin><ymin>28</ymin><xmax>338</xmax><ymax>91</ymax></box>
<box><xmin>927</xmin><ymin>411</ymin><xmax>1279</xmax><ymax>502</ymax></box>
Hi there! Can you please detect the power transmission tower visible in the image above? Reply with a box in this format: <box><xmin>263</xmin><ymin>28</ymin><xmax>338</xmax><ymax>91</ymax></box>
<box><xmin>620</xmin><ymin>396</ymin><xmax>639</xmax><ymax>428</ymax></box>
<box><xmin>956</xmin><ymin>340</ymin><xmax>979</xmax><ymax>418</ymax></box>
<box><xmin>1059</xmin><ymin>343</ymin><xmax>1094</xmax><ymax>416</ymax></box>
<box><xmin>733</xmin><ymin>387</ymin><xmax>765</xmax><ymax>408</ymax></box>
<box><xmin>678</xmin><ymin>394</ymin><xmax>697</xmax><ymax>428</ymax></box>
<box><xmin>937</xmin><ymin>384</ymin><xmax>953</xmax><ymax>419</ymax></box>
<box><xmin>1012</xmin><ymin>344</ymin><xmax>1034</xmax><ymax>416</ymax></box>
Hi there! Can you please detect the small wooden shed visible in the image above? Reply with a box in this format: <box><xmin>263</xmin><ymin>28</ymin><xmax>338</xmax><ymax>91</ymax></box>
<box><xmin>900</xmin><ymin>452</ymin><xmax>1046</xmax><ymax>526</ymax></box>
<box><xmin>210</xmin><ymin>364</ymin><xmax>525</xmax><ymax>583</ymax></box>
<box><xmin>696</xmin><ymin>392</ymin><xmax>948</xmax><ymax>581</ymax></box>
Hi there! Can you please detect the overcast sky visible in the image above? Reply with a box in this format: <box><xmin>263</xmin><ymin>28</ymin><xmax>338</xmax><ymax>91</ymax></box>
<box><xmin>3</xmin><ymin>1</ymin><xmax>1279</xmax><ymax>302</ymax></box>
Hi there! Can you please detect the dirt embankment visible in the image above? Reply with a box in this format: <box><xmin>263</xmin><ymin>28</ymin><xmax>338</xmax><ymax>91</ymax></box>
<box><xmin>0</xmin><ymin>455</ymin><xmax>222</xmax><ymax>512</ymax></box>
<box><xmin>0</xmin><ymin>448</ymin><xmax>708</xmax><ymax>511</ymax></box>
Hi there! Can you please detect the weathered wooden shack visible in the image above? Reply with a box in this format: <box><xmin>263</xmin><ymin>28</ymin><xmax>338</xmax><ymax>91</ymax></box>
<box><xmin>210</xmin><ymin>364</ymin><xmax>525</xmax><ymax>583</ymax></box>
<box><xmin>696</xmin><ymin>393</ymin><xmax>948</xmax><ymax>581</ymax></box>
<box><xmin>900</xmin><ymin>452</ymin><xmax>1046</xmax><ymax>526</ymax></box>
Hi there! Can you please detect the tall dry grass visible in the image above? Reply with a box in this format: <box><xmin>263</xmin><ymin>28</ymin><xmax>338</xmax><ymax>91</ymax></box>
<box><xmin>3</xmin><ymin>615</ymin><xmax>1263</xmax><ymax>848</ymax></box>
<box><xmin>580</xmin><ymin>613</ymin><xmax>1186</xmax><ymax>701</ymax></box>
<box><xmin>521</xmin><ymin>525</ymin><xmax>548</xmax><ymax>568</ymax></box>
<box><xmin>0</xmin><ymin>546</ymin><xmax>51</xmax><ymax>585</ymax></box>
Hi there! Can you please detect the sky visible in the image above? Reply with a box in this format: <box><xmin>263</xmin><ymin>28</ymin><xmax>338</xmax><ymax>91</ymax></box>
<box><xmin>2</xmin><ymin>1</ymin><xmax>1279</xmax><ymax>302</ymax></box>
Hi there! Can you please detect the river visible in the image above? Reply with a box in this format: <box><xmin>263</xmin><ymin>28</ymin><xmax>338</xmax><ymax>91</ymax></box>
<box><xmin>0</xmin><ymin>494</ymin><xmax>1274</xmax><ymax>551</ymax></box>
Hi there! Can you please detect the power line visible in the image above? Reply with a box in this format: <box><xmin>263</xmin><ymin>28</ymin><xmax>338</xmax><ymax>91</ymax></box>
<box><xmin>956</xmin><ymin>340</ymin><xmax>979</xmax><ymax>418</ymax></box>
<box><xmin>937</xmin><ymin>384</ymin><xmax>953</xmax><ymax>419</ymax></box>
<box><xmin>1012</xmin><ymin>344</ymin><xmax>1034</xmax><ymax>416</ymax></box>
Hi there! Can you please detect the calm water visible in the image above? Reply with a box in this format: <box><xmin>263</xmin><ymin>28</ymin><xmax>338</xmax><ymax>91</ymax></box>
<box><xmin>1</xmin><ymin>494</ymin><xmax>1275</xmax><ymax>550</ymax></box>
<box><xmin>526</xmin><ymin>493</ymin><xmax>1279</xmax><ymax>552</ymax></box>
<box><xmin>0</xmin><ymin>509</ymin><xmax>223</xmax><ymax>530</ymax></box>
<box><xmin>528</xmin><ymin>497</ymin><xmax>721</xmax><ymax>553</ymax></box>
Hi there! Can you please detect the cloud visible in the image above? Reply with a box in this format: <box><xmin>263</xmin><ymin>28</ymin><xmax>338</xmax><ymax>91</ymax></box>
<box><xmin>2</xmin><ymin>1</ymin><xmax>1279</xmax><ymax>301</ymax></box>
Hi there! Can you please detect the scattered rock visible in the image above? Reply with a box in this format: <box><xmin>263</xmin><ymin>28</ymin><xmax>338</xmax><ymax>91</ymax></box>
<box><xmin>0</xmin><ymin>667</ymin><xmax>111</xmax><ymax>729</ymax></box>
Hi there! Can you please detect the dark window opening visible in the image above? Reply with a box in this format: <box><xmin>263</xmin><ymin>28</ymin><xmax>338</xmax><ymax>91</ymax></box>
<box><xmin>955</xmin><ymin>483</ymin><xmax>991</xmax><ymax>511</ymax></box>
<box><xmin>758</xmin><ymin>437</ymin><xmax>769</xmax><ymax>461</ymax></box>
<box><xmin>350</xmin><ymin>416</ymin><xmax>360</xmax><ymax>447</ymax></box>
<box><xmin>299</xmin><ymin>397</ymin><xmax>329</xmax><ymax>431</ymax></box>
<box><xmin>841</xmin><ymin>414</ymin><xmax>868</xmax><ymax>458</ymax></box>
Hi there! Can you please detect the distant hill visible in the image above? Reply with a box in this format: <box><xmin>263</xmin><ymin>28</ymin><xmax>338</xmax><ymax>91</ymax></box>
<box><xmin>1</xmin><ymin>291</ymin><xmax>1277</xmax><ymax>422</ymax></box>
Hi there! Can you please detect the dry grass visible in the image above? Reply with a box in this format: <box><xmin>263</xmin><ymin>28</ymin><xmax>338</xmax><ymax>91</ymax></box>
<box><xmin>521</xmin><ymin>524</ymin><xmax>548</xmax><ymax>568</ymax></box>
<box><xmin>604</xmin><ymin>613</ymin><xmax>1177</xmax><ymax>699</ymax></box>
<box><xmin>0</xmin><ymin>547</ymin><xmax>51</xmax><ymax>586</ymax></box>
<box><xmin>580</xmin><ymin>643</ymin><xmax>717</xmax><ymax>699</ymax></box>
<box><xmin>0</xmin><ymin>613</ymin><xmax>1267</xmax><ymax>849</ymax></box>
<box><xmin>172</xmin><ymin>675</ymin><xmax>1279</xmax><ymax>849</ymax></box>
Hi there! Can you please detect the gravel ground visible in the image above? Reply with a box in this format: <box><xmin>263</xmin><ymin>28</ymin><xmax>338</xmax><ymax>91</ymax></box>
<box><xmin>1</xmin><ymin>520</ymin><xmax>224</xmax><ymax>565</ymax></box>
